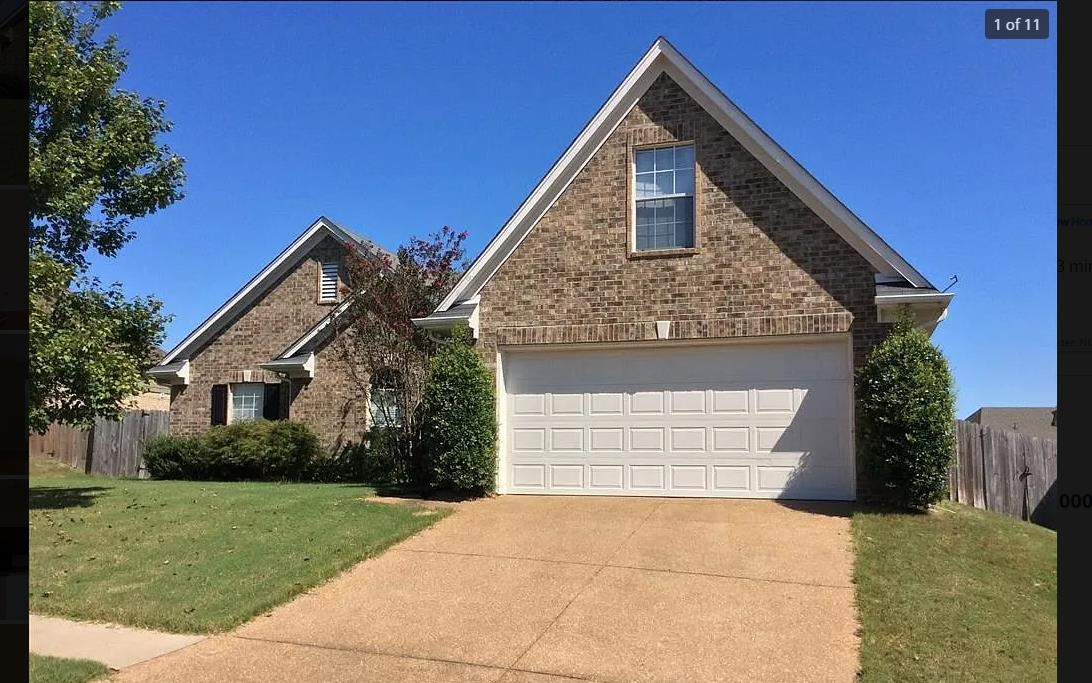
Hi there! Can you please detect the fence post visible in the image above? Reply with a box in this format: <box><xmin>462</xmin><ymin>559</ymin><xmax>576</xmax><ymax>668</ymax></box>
<box><xmin>979</xmin><ymin>426</ymin><xmax>988</xmax><ymax>511</ymax></box>
<box><xmin>84</xmin><ymin>422</ymin><xmax>95</xmax><ymax>474</ymax></box>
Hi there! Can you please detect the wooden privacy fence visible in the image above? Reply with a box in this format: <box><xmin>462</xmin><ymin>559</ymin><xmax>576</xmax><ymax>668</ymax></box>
<box><xmin>948</xmin><ymin>420</ymin><xmax>1057</xmax><ymax>529</ymax></box>
<box><xmin>29</xmin><ymin>422</ymin><xmax>91</xmax><ymax>471</ymax></box>
<box><xmin>29</xmin><ymin>410</ymin><xmax>169</xmax><ymax>479</ymax></box>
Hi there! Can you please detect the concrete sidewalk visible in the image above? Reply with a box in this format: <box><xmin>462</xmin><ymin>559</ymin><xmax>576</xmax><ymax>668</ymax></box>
<box><xmin>30</xmin><ymin>614</ymin><xmax>205</xmax><ymax>670</ymax></box>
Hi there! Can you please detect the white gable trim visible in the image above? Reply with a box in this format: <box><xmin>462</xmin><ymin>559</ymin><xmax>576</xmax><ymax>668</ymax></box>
<box><xmin>437</xmin><ymin>37</ymin><xmax>932</xmax><ymax>312</ymax></box>
<box><xmin>158</xmin><ymin>216</ymin><xmax>359</xmax><ymax>365</ymax></box>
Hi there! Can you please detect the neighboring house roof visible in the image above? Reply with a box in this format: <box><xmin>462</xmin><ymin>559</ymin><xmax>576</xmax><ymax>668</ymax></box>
<box><xmin>433</xmin><ymin>36</ymin><xmax>938</xmax><ymax>318</ymax></box>
<box><xmin>154</xmin><ymin>216</ymin><xmax>390</xmax><ymax>368</ymax></box>
<box><xmin>965</xmin><ymin>407</ymin><xmax>1057</xmax><ymax>442</ymax></box>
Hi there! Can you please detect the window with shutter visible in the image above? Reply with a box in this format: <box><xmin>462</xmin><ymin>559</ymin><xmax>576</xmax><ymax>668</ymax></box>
<box><xmin>263</xmin><ymin>383</ymin><xmax>283</xmax><ymax>420</ymax></box>
<box><xmin>230</xmin><ymin>383</ymin><xmax>264</xmax><ymax>422</ymax></box>
<box><xmin>319</xmin><ymin>261</ymin><xmax>339</xmax><ymax>301</ymax></box>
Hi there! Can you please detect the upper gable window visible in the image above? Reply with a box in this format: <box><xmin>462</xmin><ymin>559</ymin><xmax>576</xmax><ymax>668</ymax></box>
<box><xmin>319</xmin><ymin>261</ymin><xmax>339</xmax><ymax>302</ymax></box>
<box><xmin>634</xmin><ymin>144</ymin><xmax>695</xmax><ymax>251</ymax></box>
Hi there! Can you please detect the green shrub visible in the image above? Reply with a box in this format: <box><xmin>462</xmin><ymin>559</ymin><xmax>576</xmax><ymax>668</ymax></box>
<box><xmin>421</xmin><ymin>324</ymin><xmax>497</xmax><ymax>494</ymax></box>
<box><xmin>143</xmin><ymin>420</ymin><xmax>320</xmax><ymax>481</ymax></box>
<box><xmin>143</xmin><ymin>434</ymin><xmax>201</xmax><ymax>480</ymax></box>
<box><xmin>303</xmin><ymin>439</ymin><xmax>386</xmax><ymax>483</ymax></box>
<box><xmin>857</xmin><ymin>309</ymin><xmax>956</xmax><ymax>509</ymax></box>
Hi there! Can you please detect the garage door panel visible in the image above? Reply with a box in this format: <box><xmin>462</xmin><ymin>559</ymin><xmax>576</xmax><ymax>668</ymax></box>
<box><xmin>669</xmin><ymin>427</ymin><xmax>707</xmax><ymax>452</ymax></box>
<box><xmin>630</xmin><ymin>391</ymin><xmax>665</xmax><ymax>414</ymax></box>
<box><xmin>713</xmin><ymin>465</ymin><xmax>751</xmax><ymax>491</ymax></box>
<box><xmin>511</xmin><ymin>464</ymin><xmax>546</xmax><ymax>488</ymax></box>
<box><xmin>669</xmin><ymin>390</ymin><xmax>707</xmax><ymax>414</ymax></box>
<box><xmin>503</xmin><ymin>340</ymin><xmax>853</xmax><ymax>500</ymax></box>
<box><xmin>630</xmin><ymin>465</ymin><xmax>666</xmax><ymax>490</ymax></box>
<box><xmin>712</xmin><ymin>390</ymin><xmax>749</xmax><ymax>413</ymax></box>
<box><xmin>549</xmin><ymin>465</ymin><xmax>584</xmax><ymax>489</ymax></box>
<box><xmin>630</xmin><ymin>427</ymin><xmax>665</xmax><ymax>451</ymax></box>
<box><xmin>669</xmin><ymin>465</ymin><xmax>708</xmax><ymax>490</ymax></box>
<box><xmin>712</xmin><ymin>427</ymin><xmax>750</xmax><ymax>452</ymax></box>
<box><xmin>513</xmin><ymin>394</ymin><xmax>546</xmax><ymax>416</ymax></box>
<box><xmin>589</xmin><ymin>428</ymin><xmax>624</xmax><ymax>451</ymax></box>
<box><xmin>512</xmin><ymin>428</ymin><xmax>546</xmax><ymax>452</ymax></box>
<box><xmin>755</xmin><ymin>388</ymin><xmax>795</xmax><ymax>412</ymax></box>
<box><xmin>590</xmin><ymin>393</ymin><xmax>624</xmax><ymax>415</ymax></box>
<box><xmin>589</xmin><ymin>465</ymin><xmax>624</xmax><ymax>489</ymax></box>
<box><xmin>550</xmin><ymin>393</ymin><xmax>584</xmax><ymax>415</ymax></box>
<box><xmin>551</xmin><ymin>428</ymin><xmax>584</xmax><ymax>451</ymax></box>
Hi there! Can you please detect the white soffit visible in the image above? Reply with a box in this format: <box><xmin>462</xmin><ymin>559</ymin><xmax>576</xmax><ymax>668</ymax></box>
<box><xmin>437</xmin><ymin>37</ymin><xmax>932</xmax><ymax>312</ymax></box>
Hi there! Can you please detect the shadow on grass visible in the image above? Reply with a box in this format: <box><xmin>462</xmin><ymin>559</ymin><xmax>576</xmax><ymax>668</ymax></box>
<box><xmin>370</xmin><ymin>483</ymin><xmax>481</xmax><ymax>503</ymax></box>
<box><xmin>30</xmin><ymin>486</ymin><xmax>109</xmax><ymax>510</ymax></box>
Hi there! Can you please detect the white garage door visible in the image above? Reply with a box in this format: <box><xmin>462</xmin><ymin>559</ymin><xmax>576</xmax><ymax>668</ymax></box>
<box><xmin>500</xmin><ymin>338</ymin><xmax>854</xmax><ymax>500</ymax></box>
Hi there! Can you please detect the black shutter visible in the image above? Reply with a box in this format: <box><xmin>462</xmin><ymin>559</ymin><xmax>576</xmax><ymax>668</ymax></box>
<box><xmin>211</xmin><ymin>384</ymin><xmax>228</xmax><ymax>425</ymax></box>
<box><xmin>263</xmin><ymin>383</ymin><xmax>282</xmax><ymax>420</ymax></box>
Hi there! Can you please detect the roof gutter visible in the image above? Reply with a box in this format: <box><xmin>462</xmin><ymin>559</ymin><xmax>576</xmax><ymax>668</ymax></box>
<box><xmin>259</xmin><ymin>352</ymin><xmax>316</xmax><ymax>380</ymax></box>
<box><xmin>147</xmin><ymin>359</ymin><xmax>190</xmax><ymax>386</ymax></box>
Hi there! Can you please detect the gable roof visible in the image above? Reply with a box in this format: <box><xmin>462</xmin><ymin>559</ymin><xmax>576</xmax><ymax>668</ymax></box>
<box><xmin>156</xmin><ymin>216</ymin><xmax>390</xmax><ymax>366</ymax></box>
<box><xmin>435</xmin><ymin>37</ymin><xmax>934</xmax><ymax>313</ymax></box>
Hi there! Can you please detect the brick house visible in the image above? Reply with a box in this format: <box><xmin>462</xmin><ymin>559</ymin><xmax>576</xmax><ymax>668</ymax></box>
<box><xmin>414</xmin><ymin>38</ymin><xmax>953</xmax><ymax>500</ymax></box>
<box><xmin>148</xmin><ymin>217</ymin><xmax>390</xmax><ymax>452</ymax></box>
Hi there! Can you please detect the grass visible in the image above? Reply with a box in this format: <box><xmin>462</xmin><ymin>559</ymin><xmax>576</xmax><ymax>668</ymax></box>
<box><xmin>29</xmin><ymin>654</ymin><xmax>109</xmax><ymax>683</ymax></box>
<box><xmin>30</xmin><ymin>458</ymin><xmax>450</xmax><ymax>634</ymax></box>
<box><xmin>853</xmin><ymin>500</ymin><xmax>1056</xmax><ymax>682</ymax></box>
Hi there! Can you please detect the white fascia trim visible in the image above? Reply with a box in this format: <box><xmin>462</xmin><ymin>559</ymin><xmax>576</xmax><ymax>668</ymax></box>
<box><xmin>147</xmin><ymin>359</ymin><xmax>190</xmax><ymax>386</ymax></box>
<box><xmin>876</xmin><ymin>292</ymin><xmax>953</xmax><ymax>335</ymax></box>
<box><xmin>411</xmin><ymin>300</ymin><xmax>479</xmax><ymax>338</ymax></box>
<box><xmin>161</xmin><ymin>216</ymin><xmax>358</xmax><ymax>365</ymax></box>
<box><xmin>875</xmin><ymin>292</ymin><xmax>955</xmax><ymax>306</ymax></box>
<box><xmin>437</xmin><ymin>37</ymin><xmax>932</xmax><ymax>312</ymax></box>
<box><xmin>260</xmin><ymin>352</ymin><xmax>315</xmax><ymax>380</ymax></box>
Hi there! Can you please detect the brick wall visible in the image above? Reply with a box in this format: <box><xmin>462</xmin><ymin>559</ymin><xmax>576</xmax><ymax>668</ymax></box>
<box><xmin>169</xmin><ymin>235</ymin><xmax>368</xmax><ymax>450</ymax></box>
<box><xmin>477</xmin><ymin>73</ymin><xmax>892</xmax><ymax>496</ymax></box>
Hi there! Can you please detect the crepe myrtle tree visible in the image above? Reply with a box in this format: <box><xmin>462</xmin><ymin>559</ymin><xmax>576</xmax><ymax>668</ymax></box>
<box><xmin>330</xmin><ymin>225</ymin><xmax>468</xmax><ymax>484</ymax></box>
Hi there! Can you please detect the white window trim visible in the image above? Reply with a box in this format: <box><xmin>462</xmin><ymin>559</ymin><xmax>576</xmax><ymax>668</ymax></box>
<box><xmin>630</xmin><ymin>141</ymin><xmax>698</xmax><ymax>254</ymax></box>
<box><xmin>369</xmin><ymin>387</ymin><xmax>401</xmax><ymax>428</ymax></box>
<box><xmin>228</xmin><ymin>382</ymin><xmax>264</xmax><ymax>424</ymax></box>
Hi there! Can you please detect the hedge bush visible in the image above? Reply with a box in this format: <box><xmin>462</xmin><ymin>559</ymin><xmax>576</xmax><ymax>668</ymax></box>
<box><xmin>421</xmin><ymin>325</ymin><xmax>497</xmax><ymax>494</ymax></box>
<box><xmin>302</xmin><ymin>433</ymin><xmax>409</xmax><ymax>484</ymax></box>
<box><xmin>857</xmin><ymin>310</ymin><xmax>956</xmax><ymax>509</ymax></box>
<box><xmin>143</xmin><ymin>419</ymin><xmax>319</xmax><ymax>481</ymax></box>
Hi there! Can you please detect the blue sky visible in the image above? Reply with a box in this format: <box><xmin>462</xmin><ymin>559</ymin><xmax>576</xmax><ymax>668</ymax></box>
<box><xmin>88</xmin><ymin>1</ymin><xmax>1056</xmax><ymax>418</ymax></box>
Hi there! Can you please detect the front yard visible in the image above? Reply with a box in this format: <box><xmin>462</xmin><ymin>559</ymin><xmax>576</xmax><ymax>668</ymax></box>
<box><xmin>30</xmin><ymin>458</ymin><xmax>448</xmax><ymax>633</ymax></box>
<box><xmin>29</xmin><ymin>654</ymin><xmax>108</xmax><ymax>683</ymax></box>
<box><xmin>854</xmin><ymin>501</ymin><xmax>1056</xmax><ymax>682</ymax></box>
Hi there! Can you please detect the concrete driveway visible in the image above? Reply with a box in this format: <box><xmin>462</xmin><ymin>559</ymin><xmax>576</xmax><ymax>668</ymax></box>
<box><xmin>112</xmin><ymin>496</ymin><xmax>859</xmax><ymax>683</ymax></box>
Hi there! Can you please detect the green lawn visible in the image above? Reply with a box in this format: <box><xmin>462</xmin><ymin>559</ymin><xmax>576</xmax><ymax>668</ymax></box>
<box><xmin>30</xmin><ymin>459</ymin><xmax>449</xmax><ymax>634</ymax></box>
<box><xmin>29</xmin><ymin>654</ymin><xmax>108</xmax><ymax>683</ymax></box>
<box><xmin>853</xmin><ymin>500</ymin><xmax>1056</xmax><ymax>682</ymax></box>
